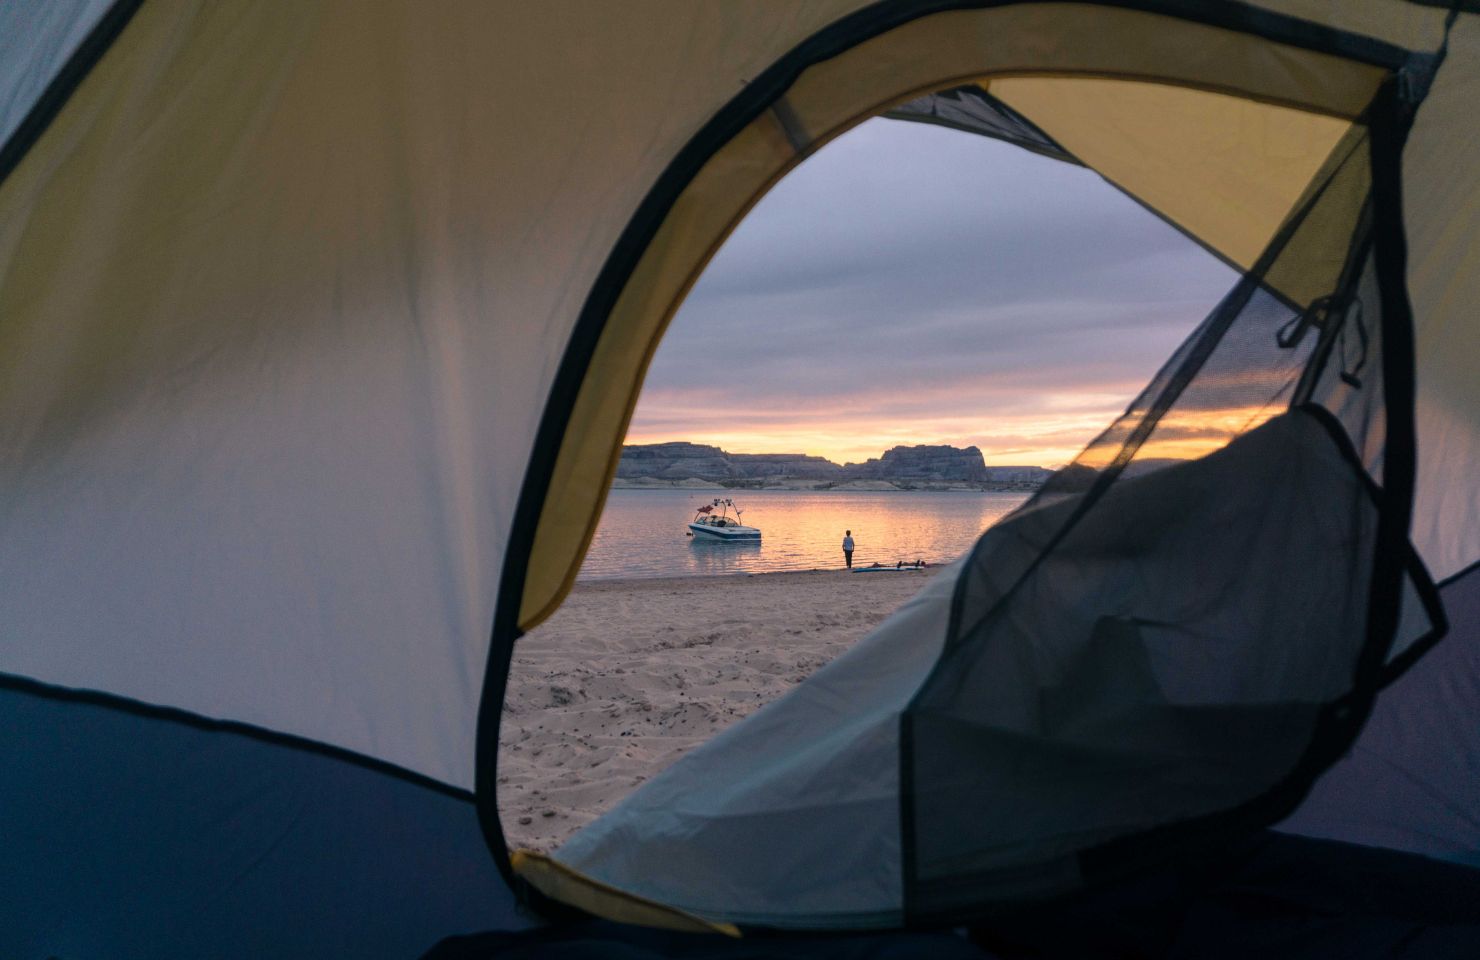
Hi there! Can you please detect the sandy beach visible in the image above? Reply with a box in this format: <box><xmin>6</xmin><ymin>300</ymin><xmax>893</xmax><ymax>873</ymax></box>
<box><xmin>498</xmin><ymin>567</ymin><xmax>938</xmax><ymax>852</ymax></box>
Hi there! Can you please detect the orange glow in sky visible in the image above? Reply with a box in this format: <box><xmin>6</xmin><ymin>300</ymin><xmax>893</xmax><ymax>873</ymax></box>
<box><xmin>620</xmin><ymin>118</ymin><xmax>1240</xmax><ymax>471</ymax></box>
<box><xmin>623</xmin><ymin>406</ymin><xmax>1122</xmax><ymax>468</ymax></box>
<box><xmin>626</xmin><ymin>391</ymin><xmax>1288</xmax><ymax>470</ymax></box>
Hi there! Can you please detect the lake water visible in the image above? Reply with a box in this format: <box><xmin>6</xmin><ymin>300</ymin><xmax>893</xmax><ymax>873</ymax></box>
<box><xmin>578</xmin><ymin>489</ymin><xmax>1031</xmax><ymax>579</ymax></box>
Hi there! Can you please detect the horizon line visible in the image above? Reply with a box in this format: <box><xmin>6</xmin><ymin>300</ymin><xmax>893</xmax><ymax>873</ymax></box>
<box><xmin>621</xmin><ymin>437</ymin><xmax>1059</xmax><ymax>469</ymax></box>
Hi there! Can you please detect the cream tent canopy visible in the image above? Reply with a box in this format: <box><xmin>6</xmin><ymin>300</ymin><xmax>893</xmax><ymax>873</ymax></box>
<box><xmin>2</xmin><ymin>1</ymin><xmax>1478</xmax><ymax>956</ymax></box>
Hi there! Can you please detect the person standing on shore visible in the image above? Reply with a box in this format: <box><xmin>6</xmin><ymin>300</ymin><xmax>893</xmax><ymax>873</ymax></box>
<box><xmin>842</xmin><ymin>530</ymin><xmax>855</xmax><ymax>569</ymax></box>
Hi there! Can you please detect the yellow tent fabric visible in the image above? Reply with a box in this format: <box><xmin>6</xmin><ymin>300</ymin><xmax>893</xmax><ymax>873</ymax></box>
<box><xmin>0</xmin><ymin>0</ymin><xmax>865</xmax><ymax>788</ymax></box>
<box><xmin>986</xmin><ymin>77</ymin><xmax>1353</xmax><ymax>285</ymax></box>
<box><xmin>2</xmin><ymin>0</ymin><xmax>1478</xmax><ymax>948</ymax></box>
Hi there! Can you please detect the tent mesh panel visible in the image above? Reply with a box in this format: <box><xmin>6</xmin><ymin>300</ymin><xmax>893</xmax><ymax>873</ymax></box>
<box><xmin>901</xmin><ymin>119</ymin><xmax>1440</xmax><ymax>920</ymax></box>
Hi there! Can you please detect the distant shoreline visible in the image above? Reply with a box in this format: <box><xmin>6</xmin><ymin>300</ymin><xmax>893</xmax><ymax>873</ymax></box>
<box><xmin>610</xmin><ymin>476</ymin><xmax>1041</xmax><ymax>493</ymax></box>
<box><xmin>618</xmin><ymin>440</ymin><xmax>1053</xmax><ymax>490</ymax></box>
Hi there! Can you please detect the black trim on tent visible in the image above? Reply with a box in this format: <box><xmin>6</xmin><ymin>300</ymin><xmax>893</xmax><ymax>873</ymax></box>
<box><xmin>1360</xmin><ymin>75</ymin><xmax>1427</xmax><ymax>690</ymax></box>
<box><xmin>478</xmin><ymin>0</ymin><xmax>1426</xmax><ymax>921</ymax></box>
<box><xmin>0</xmin><ymin>0</ymin><xmax>145</xmax><ymax>187</ymax></box>
<box><xmin>0</xmin><ymin>671</ymin><xmax>475</xmax><ymax>804</ymax></box>
<box><xmin>1406</xmin><ymin>1</ymin><xmax>1480</xmax><ymax>14</ymax></box>
<box><xmin>1298</xmin><ymin>404</ymin><xmax>1449</xmax><ymax>694</ymax></box>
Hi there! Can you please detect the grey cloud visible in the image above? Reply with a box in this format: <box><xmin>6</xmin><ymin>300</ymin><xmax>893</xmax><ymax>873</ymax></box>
<box><xmin>630</xmin><ymin>117</ymin><xmax>1236</xmax><ymax>450</ymax></box>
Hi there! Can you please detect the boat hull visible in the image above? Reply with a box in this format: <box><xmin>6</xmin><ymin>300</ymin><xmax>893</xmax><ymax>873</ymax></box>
<box><xmin>687</xmin><ymin>522</ymin><xmax>760</xmax><ymax>541</ymax></box>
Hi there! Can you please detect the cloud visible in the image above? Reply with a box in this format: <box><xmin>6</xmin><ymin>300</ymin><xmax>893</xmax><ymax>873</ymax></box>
<box><xmin>627</xmin><ymin>117</ymin><xmax>1236</xmax><ymax>465</ymax></box>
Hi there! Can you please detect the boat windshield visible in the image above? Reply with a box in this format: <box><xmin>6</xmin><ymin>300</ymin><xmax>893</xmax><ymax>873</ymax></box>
<box><xmin>694</xmin><ymin>501</ymin><xmax>749</xmax><ymax>528</ymax></box>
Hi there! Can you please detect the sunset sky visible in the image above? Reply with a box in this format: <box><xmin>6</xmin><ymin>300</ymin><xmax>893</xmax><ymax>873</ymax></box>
<box><xmin>624</xmin><ymin>117</ymin><xmax>1237</xmax><ymax>468</ymax></box>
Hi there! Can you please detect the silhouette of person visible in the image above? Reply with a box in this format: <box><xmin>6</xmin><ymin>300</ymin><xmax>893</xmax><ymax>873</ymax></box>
<box><xmin>842</xmin><ymin>530</ymin><xmax>854</xmax><ymax>569</ymax></box>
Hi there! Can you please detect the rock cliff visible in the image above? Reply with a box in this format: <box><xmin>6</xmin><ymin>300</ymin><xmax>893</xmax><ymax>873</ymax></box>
<box><xmin>616</xmin><ymin>442</ymin><xmax>843</xmax><ymax>480</ymax></box>
<box><xmin>618</xmin><ymin>441</ymin><xmax>1049</xmax><ymax>488</ymax></box>
<box><xmin>845</xmin><ymin>444</ymin><xmax>989</xmax><ymax>482</ymax></box>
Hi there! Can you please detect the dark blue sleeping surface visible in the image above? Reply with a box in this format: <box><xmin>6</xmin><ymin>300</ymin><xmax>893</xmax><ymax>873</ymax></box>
<box><xmin>970</xmin><ymin>831</ymin><xmax>1480</xmax><ymax>959</ymax></box>
<box><xmin>1279</xmin><ymin>562</ymin><xmax>1480</xmax><ymax>864</ymax></box>
<box><xmin>432</xmin><ymin>831</ymin><xmax>1479</xmax><ymax>959</ymax></box>
<box><xmin>0</xmin><ymin>676</ymin><xmax>533</xmax><ymax>960</ymax></box>
<box><xmin>425</xmin><ymin>924</ymin><xmax>995</xmax><ymax>960</ymax></box>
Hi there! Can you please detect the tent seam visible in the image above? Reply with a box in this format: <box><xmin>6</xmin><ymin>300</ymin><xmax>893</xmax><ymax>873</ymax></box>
<box><xmin>0</xmin><ymin>670</ymin><xmax>474</xmax><ymax>803</ymax></box>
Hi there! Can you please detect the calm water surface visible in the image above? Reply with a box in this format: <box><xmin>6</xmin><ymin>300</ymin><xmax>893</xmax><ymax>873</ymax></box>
<box><xmin>579</xmin><ymin>489</ymin><xmax>1030</xmax><ymax>579</ymax></box>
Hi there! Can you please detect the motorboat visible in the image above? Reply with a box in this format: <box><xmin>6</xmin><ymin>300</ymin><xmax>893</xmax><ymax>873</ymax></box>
<box><xmin>687</xmin><ymin>498</ymin><xmax>760</xmax><ymax>540</ymax></box>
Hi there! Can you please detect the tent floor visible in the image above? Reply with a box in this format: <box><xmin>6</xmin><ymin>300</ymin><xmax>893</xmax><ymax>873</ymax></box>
<box><xmin>426</xmin><ymin>833</ymin><xmax>1480</xmax><ymax>959</ymax></box>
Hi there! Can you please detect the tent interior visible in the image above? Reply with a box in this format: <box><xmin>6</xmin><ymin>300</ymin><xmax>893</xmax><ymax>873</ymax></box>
<box><xmin>2</xmin><ymin>2</ymin><xmax>1478</xmax><ymax>958</ymax></box>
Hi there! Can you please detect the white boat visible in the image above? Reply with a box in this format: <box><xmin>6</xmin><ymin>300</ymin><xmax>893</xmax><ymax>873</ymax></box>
<box><xmin>686</xmin><ymin>498</ymin><xmax>760</xmax><ymax>540</ymax></box>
